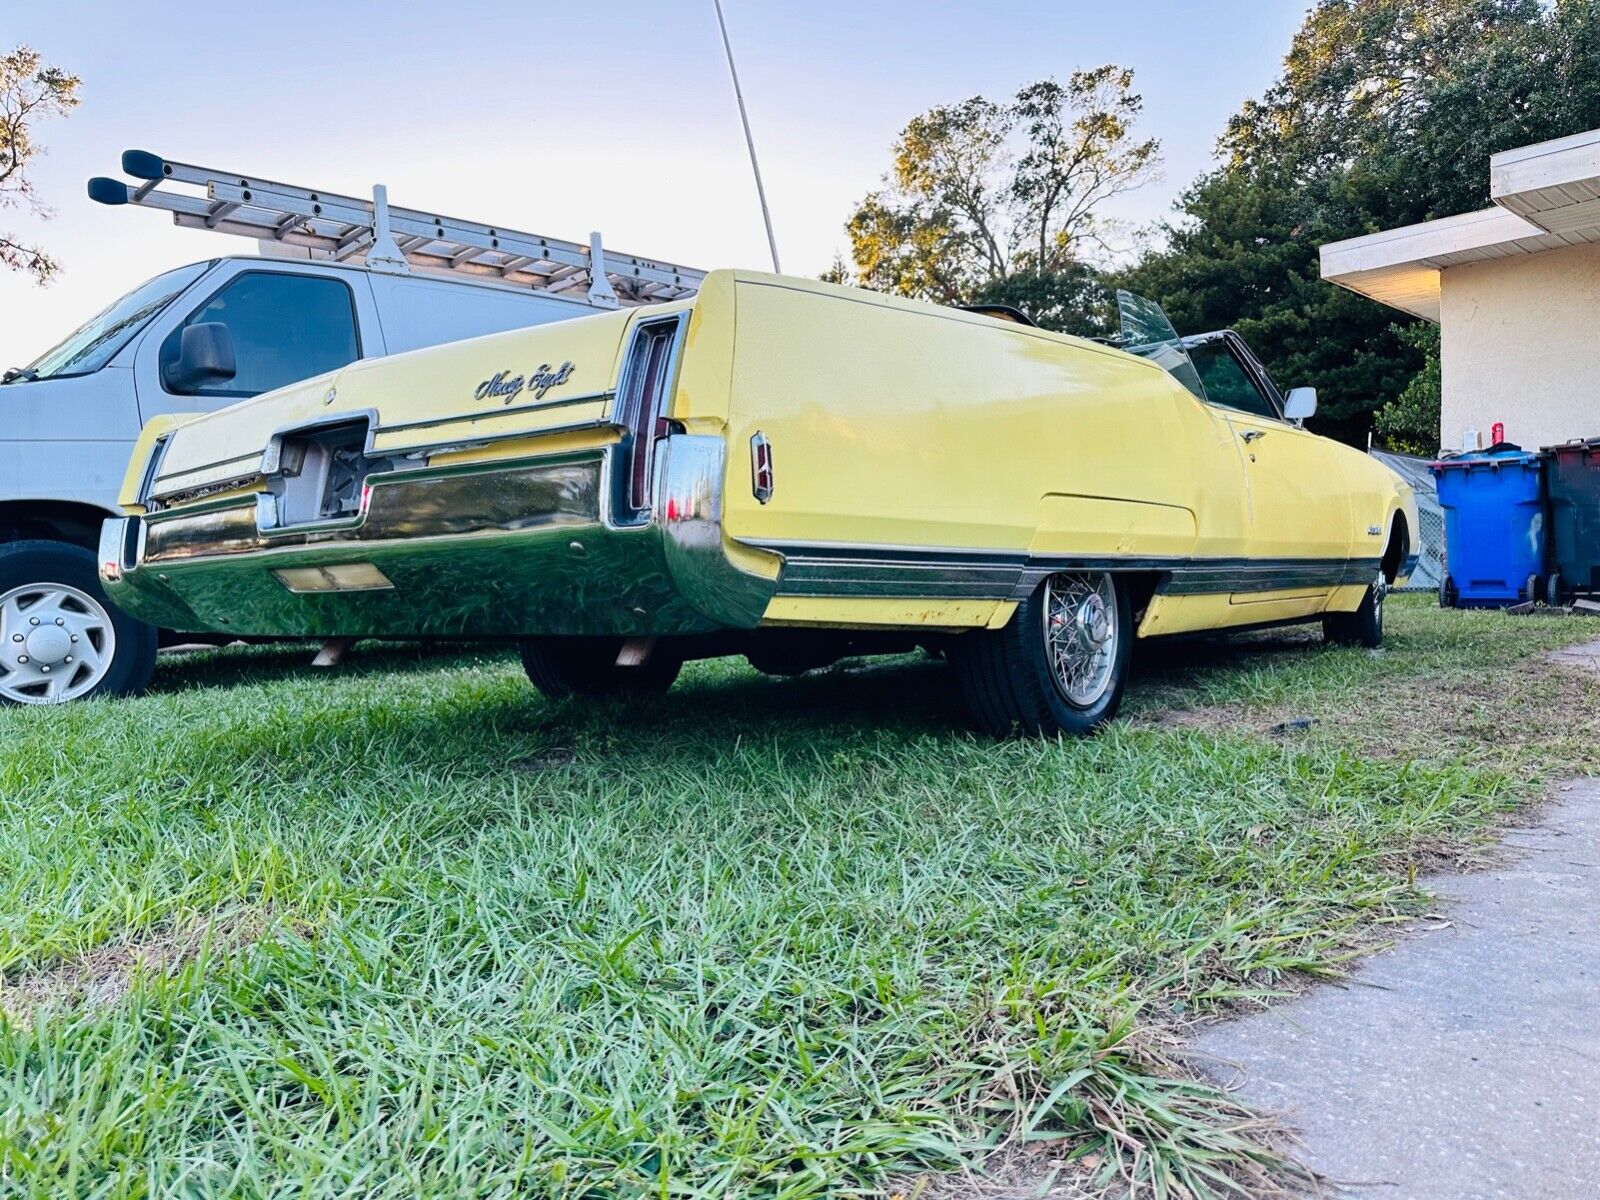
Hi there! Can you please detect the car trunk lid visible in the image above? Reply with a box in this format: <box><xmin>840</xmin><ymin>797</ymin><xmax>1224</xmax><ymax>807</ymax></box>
<box><xmin>146</xmin><ymin>306</ymin><xmax>649</xmax><ymax>502</ymax></box>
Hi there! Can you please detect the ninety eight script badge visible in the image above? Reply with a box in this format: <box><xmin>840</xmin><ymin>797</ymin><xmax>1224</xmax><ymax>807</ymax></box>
<box><xmin>474</xmin><ymin>361</ymin><xmax>575</xmax><ymax>405</ymax></box>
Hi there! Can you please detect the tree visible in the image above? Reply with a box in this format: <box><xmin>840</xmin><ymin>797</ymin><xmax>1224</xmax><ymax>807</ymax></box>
<box><xmin>1</xmin><ymin>46</ymin><xmax>81</xmax><ymax>284</ymax></box>
<box><xmin>969</xmin><ymin>261</ymin><xmax>1116</xmax><ymax>338</ymax></box>
<box><xmin>839</xmin><ymin>68</ymin><xmax>1160</xmax><ymax>304</ymax></box>
<box><xmin>1373</xmin><ymin>324</ymin><xmax>1440</xmax><ymax>455</ymax></box>
<box><xmin>1119</xmin><ymin>0</ymin><xmax>1600</xmax><ymax>446</ymax></box>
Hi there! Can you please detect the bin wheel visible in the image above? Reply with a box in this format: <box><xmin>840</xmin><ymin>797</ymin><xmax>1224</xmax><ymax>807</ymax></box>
<box><xmin>1439</xmin><ymin>574</ymin><xmax>1459</xmax><ymax>610</ymax></box>
<box><xmin>1547</xmin><ymin>571</ymin><xmax>1565</xmax><ymax>608</ymax></box>
<box><xmin>1523</xmin><ymin>573</ymin><xmax>1543</xmax><ymax>605</ymax></box>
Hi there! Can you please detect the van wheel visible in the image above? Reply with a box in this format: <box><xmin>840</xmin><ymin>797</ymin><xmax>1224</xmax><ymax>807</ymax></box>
<box><xmin>520</xmin><ymin>637</ymin><xmax>682</xmax><ymax>700</ymax></box>
<box><xmin>952</xmin><ymin>571</ymin><xmax>1131</xmax><ymax>737</ymax></box>
<box><xmin>1325</xmin><ymin>571</ymin><xmax>1386</xmax><ymax>648</ymax></box>
<box><xmin>0</xmin><ymin>540</ymin><xmax>158</xmax><ymax>704</ymax></box>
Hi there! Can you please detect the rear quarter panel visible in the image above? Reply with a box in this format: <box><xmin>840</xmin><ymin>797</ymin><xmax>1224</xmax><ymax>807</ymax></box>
<box><xmin>718</xmin><ymin>275</ymin><xmax>1220</xmax><ymax>558</ymax></box>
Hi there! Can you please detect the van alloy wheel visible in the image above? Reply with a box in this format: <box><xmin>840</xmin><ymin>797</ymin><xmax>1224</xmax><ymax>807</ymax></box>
<box><xmin>0</xmin><ymin>582</ymin><xmax>117</xmax><ymax>704</ymax></box>
<box><xmin>1044</xmin><ymin>571</ymin><xmax>1120</xmax><ymax>708</ymax></box>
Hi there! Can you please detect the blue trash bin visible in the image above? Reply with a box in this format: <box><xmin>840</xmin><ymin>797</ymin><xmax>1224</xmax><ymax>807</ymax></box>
<box><xmin>1431</xmin><ymin>448</ymin><xmax>1546</xmax><ymax>608</ymax></box>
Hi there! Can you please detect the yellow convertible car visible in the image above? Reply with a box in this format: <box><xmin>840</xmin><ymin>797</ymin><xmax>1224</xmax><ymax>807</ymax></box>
<box><xmin>98</xmin><ymin>272</ymin><xmax>1416</xmax><ymax>735</ymax></box>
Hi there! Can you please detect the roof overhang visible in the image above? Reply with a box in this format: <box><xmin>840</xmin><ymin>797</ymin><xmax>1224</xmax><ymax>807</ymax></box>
<box><xmin>1320</xmin><ymin>127</ymin><xmax>1600</xmax><ymax>322</ymax></box>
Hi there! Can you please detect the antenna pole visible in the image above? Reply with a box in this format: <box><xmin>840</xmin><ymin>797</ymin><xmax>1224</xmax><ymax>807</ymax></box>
<box><xmin>712</xmin><ymin>0</ymin><xmax>781</xmax><ymax>273</ymax></box>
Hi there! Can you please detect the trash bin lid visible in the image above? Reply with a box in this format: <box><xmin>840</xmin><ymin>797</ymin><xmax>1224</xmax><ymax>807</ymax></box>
<box><xmin>1539</xmin><ymin>436</ymin><xmax>1600</xmax><ymax>457</ymax></box>
<box><xmin>1431</xmin><ymin>445</ymin><xmax>1541</xmax><ymax>473</ymax></box>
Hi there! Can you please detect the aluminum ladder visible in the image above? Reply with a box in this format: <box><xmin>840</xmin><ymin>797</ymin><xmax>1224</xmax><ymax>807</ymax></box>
<box><xmin>88</xmin><ymin>150</ymin><xmax>704</xmax><ymax>308</ymax></box>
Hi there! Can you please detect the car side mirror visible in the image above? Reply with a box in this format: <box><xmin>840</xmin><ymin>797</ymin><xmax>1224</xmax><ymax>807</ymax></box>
<box><xmin>165</xmin><ymin>322</ymin><xmax>236</xmax><ymax>393</ymax></box>
<box><xmin>1283</xmin><ymin>386</ymin><xmax>1317</xmax><ymax>424</ymax></box>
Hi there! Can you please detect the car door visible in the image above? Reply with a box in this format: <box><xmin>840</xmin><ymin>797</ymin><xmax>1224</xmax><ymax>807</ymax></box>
<box><xmin>132</xmin><ymin>261</ymin><xmax>379</xmax><ymax>424</ymax></box>
<box><xmin>1185</xmin><ymin>335</ymin><xmax>1353</xmax><ymax>607</ymax></box>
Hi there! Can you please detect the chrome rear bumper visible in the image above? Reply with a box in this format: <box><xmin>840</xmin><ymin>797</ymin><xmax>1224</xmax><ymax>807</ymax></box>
<box><xmin>100</xmin><ymin>435</ymin><xmax>778</xmax><ymax>638</ymax></box>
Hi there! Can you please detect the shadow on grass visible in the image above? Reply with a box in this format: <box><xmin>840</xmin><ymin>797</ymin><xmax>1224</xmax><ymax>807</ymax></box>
<box><xmin>147</xmin><ymin>640</ymin><xmax>504</xmax><ymax>694</ymax></box>
<box><xmin>139</xmin><ymin>626</ymin><xmax>1335</xmax><ymax>772</ymax></box>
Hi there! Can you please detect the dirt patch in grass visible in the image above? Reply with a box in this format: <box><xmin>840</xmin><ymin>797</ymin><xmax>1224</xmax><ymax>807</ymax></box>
<box><xmin>0</xmin><ymin>908</ymin><xmax>283</xmax><ymax>1025</ymax></box>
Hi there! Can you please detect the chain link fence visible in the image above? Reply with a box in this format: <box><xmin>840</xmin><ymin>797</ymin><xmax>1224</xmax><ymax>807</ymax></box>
<box><xmin>1372</xmin><ymin>450</ymin><xmax>1443</xmax><ymax>593</ymax></box>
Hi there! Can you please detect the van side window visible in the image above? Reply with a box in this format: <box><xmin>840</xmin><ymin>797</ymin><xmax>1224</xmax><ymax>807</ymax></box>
<box><xmin>161</xmin><ymin>272</ymin><xmax>359</xmax><ymax>398</ymax></box>
<box><xmin>1187</xmin><ymin>340</ymin><xmax>1279</xmax><ymax>420</ymax></box>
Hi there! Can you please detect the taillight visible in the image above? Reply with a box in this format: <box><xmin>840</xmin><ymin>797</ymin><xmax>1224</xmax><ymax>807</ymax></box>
<box><xmin>614</xmin><ymin>316</ymin><xmax>682</xmax><ymax>519</ymax></box>
<box><xmin>750</xmin><ymin>431</ymin><xmax>774</xmax><ymax>503</ymax></box>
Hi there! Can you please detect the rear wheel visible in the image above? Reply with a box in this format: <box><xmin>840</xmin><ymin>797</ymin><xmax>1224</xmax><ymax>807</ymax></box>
<box><xmin>1325</xmin><ymin>571</ymin><xmax>1386</xmax><ymax>648</ymax></box>
<box><xmin>1547</xmin><ymin>571</ymin><xmax>1566</xmax><ymax>608</ymax></box>
<box><xmin>1439</xmin><ymin>574</ymin><xmax>1459</xmax><ymax>609</ymax></box>
<box><xmin>0</xmin><ymin>540</ymin><xmax>157</xmax><ymax>704</ymax></box>
<box><xmin>1522</xmin><ymin>573</ymin><xmax>1543</xmax><ymax>605</ymax></box>
<box><xmin>952</xmin><ymin>571</ymin><xmax>1131</xmax><ymax>737</ymax></box>
<box><xmin>520</xmin><ymin>637</ymin><xmax>682</xmax><ymax>700</ymax></box>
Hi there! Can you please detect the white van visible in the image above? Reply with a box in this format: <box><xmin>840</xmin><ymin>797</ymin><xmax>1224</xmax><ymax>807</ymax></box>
<box><xmin>0</xmin><ymin>152</ymin><xmax>702</xmax><ymax>704</ymax></box>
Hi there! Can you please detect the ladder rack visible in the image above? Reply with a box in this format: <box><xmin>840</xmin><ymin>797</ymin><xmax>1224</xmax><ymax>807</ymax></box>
<box><xmin>88</xmin><ymin>150</ymin><xmax>704</xmax><ymax>308</ymax></box>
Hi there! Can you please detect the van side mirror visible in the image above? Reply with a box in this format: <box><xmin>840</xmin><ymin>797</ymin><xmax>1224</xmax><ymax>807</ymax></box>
<box><xmin>1283</xmin><ymin>386</ymin><xmax>1317</xmax><ymax>424</ymax></box>
<box><xmin>165</xmin><ymin>322</ymin><xmax>236</xmax><ymax>393</ymax></box>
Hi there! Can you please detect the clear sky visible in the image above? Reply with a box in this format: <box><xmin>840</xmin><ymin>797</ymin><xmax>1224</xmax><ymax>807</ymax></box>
<box><xmin>0</xmin><ymin>0</ymin><xmax>1308</xmax><ymax>366</ymax></box>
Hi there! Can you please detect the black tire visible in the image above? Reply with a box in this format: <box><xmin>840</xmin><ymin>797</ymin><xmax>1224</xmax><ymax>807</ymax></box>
<box><xmin>1439</xmin><ymin>574</ymin><xmax>1458</xmax><ymax>609</ymax></box>
<box><xmin>1325</xmin><ymin>575</ymin><xmax>1386</xmax><ymax>648</ymax></box>
<box><xmin>1547</xmin><ymin>571</ymin><xmax>1565</xmax><ymax>608</ymax></box>
<box><xmin>1523</xmin><ymin>573</ymin><xmax>1543</xmax><ymax>605</ymax></box>
<box><xmin>951</xmin><ymin>571</ymin><xmax>1132</xmax><ymax>737</ymax></box>
<box><xmin>0</xmin><ymin>539</ymin><xmax>158</xmax><ymax>704</ymax></box>
<box><xmin>520</xmin><ymin>637</ymin><xmax>682</xmax><ymax>700</ymax></box>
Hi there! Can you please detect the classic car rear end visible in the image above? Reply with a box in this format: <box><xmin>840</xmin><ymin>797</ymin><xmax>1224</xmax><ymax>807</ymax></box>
<box><xmin>103</xmin><ymin>270</ymin><xmax>1416</xmax><ymax>735</ymax></box>
<box><xmin>103</xmin><ymin>273</ymin><xmax>780</xmax><ymax>644</ymax></box>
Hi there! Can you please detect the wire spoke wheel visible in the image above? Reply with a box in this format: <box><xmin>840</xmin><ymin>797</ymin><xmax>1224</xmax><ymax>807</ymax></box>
<box><xmin>0</xmin><ymin>582</ymin><xmax>117</xmax><ymax>704</ymax></box>
<box><xmin>1043</xmin><ymin>571</ymin><xmax>1119</xmax><ymax>709</ymax></box>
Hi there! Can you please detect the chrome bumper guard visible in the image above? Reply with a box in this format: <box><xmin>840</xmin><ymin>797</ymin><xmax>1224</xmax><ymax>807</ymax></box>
<box><xmin>100</xmin><ymin>435</ymin><xmax>778</xmax><ymax>638</ymax></box>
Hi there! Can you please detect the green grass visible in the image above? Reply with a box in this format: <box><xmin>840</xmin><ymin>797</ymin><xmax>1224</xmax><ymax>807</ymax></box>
<box><xmin>1</xmin><ymin>598</ymin><xmax>1597</xmax><ymax>1198</ymax></box>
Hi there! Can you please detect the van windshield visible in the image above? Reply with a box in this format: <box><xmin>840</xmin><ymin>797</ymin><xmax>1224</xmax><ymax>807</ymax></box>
<box><xmin>17</xmin><ymin>261</ymin><xmax>211</xmax><ymax>381</ymax></box>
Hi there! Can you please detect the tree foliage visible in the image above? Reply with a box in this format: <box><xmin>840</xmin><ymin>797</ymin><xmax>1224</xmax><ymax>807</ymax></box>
<box><xmin>1</xmin><ymin>45</ymin><xmax>81</xmax><ymax>285</ymax></box>
<box><xmin>1119</xmin><ymin>0</ymin><xmax>1600</xmax><ymax>446</ymax></box>
<box><xmin>840</xmin><ymin>68</ymin><xmax>1160</xmax><ymax>304</ymax></box>
<box><xmin>1374</xmin><ymin>324</ymin><xmax>1441</xmax><ymax>455</ymax></box>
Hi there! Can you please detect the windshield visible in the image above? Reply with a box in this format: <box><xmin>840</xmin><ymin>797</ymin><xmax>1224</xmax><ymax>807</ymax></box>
<box><xmin>1114</xmin><ymin>289</ymin><xmax>1207</xmax><ymax>402</ymax></box>
<box><xmin>16</xmin><ymin>262</ymin><xmax>211</xmax><ymax>381</ymax></box>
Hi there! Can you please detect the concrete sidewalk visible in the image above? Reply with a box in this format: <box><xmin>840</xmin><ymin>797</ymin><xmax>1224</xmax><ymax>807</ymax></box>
<box><xmin>1192</xmin><ymin>780</ymin><xmax>1600</xmax><ymax>1198</ymax></box>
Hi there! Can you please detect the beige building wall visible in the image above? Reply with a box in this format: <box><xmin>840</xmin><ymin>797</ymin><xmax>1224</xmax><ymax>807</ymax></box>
<box><xmin>1439</xmin><ymin>243</ymin><xmax>1600</xmax><ymax>451</ymax></box>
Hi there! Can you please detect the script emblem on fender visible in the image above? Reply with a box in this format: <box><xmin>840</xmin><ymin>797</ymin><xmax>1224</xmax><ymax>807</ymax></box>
<box><xmin>474</xmin><ymin>361</ymin><xmax>576</xmax><ymax>405</ymax></box>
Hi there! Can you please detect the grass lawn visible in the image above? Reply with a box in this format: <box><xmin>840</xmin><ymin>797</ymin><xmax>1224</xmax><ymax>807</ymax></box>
<box><xmin>2</xmin><ymin>596</ymin><xmax>1598</xmax><ymax>1198</ymax></box>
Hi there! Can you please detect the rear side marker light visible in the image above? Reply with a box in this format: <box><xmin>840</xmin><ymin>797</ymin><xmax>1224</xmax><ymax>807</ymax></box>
<box><xmin>274</xmin><ymin>563</ymin><xmax>393</xmax><ymax>593</ymax></box>
<box><xmin>751</xmin><ymin>431</ymin><xmax>774</xmax><ymax>504</ymax></box>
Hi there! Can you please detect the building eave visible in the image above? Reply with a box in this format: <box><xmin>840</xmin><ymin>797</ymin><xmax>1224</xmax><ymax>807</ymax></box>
<box><xmin>1319</xmin><ymin>127</ymin><xmax>1600</xmax><ymax>323</ymax></box>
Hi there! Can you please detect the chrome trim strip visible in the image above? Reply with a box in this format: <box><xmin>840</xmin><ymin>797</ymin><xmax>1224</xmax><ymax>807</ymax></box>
<box><xmin>376</xmin><ymin>388</ymin><xmax>616</xmax><ymax>435</ymax></box>
<box><xmin>137</xmin><ymin>435</ymin><xmax>173</xmax><ymax>505</ymax></box>
<box><xmin>746</xmin><ymin>539</ymin><xmax>1383</xmax><ymax>601</ymax></box>
<box><xmin>375</xmin><ymin>418</ymin><xmax>616</xmax><ymax>461</ymax></box>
